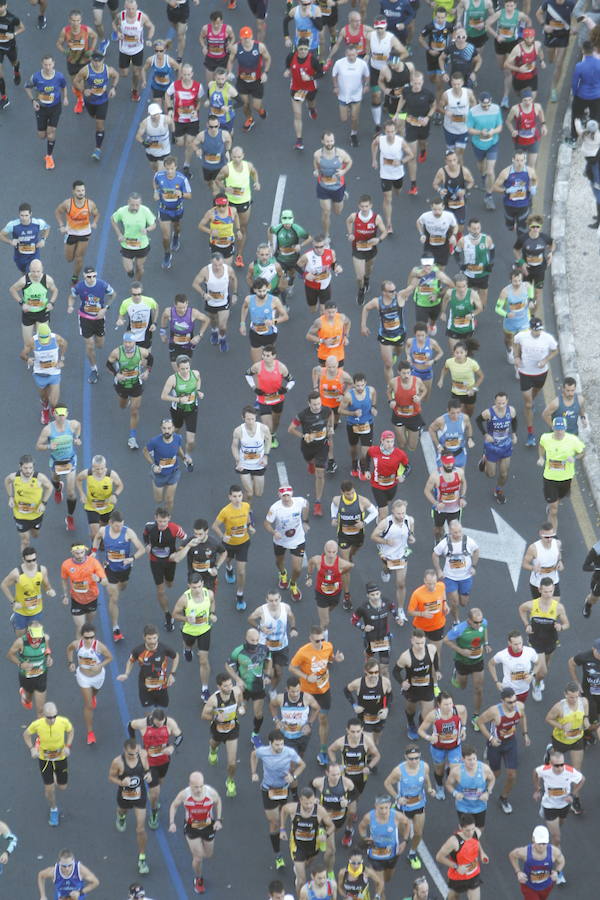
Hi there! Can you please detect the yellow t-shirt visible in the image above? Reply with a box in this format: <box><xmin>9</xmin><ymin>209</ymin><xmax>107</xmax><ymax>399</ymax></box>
<box><xmin>445</xmin><ymin>358</ymin><xmax>480</xmax><ymax>396</ymax></box>
<box><xmin>539</xmin><ymin>433</ymin><xmax>585</xmax><ymax>482</ymax></box>
<box><xmin>27</xmin><ymin>715</ymin><xmax>73</xmax><ymax>761</ymax></box>
<box><xmin>216</xmin><ymin>502</ymin><xmax>251</xmax><ymax>546</ymax></box>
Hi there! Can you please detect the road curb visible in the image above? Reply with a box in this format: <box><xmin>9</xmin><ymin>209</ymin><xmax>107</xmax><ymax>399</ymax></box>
<box><xmin>550</xmin><ymin>108</ymin><xmax>600</xmax><ymax>516</ymax></box>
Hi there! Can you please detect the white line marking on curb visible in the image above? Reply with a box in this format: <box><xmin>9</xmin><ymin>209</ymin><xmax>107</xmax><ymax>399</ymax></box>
<box><xmin>270</xmin><ymin>175</ymin><xmax>288</xmax><ymax>251</ymax></box>
<box><xmin>417</xmin><ymin>839</ymin><xmax>448</xmax><ymax>898</ymax></box>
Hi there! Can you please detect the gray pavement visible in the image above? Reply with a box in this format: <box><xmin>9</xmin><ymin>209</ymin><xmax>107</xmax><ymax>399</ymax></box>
<box><xmin>0</xmin><ymin>2</ymin><xmax>598</xmax><ymax>899</ymax></box>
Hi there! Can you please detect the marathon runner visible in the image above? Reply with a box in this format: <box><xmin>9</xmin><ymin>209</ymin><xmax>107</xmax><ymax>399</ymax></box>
<box><xmin>383</xmin><ymin>744</ymin><xmax>436</xmax><ymax>870</ymax></box>
<box><xmin>60</xmin><ymin>543</ymin><xmax>108</xmax><ymax>638</ymax></box>
<box><xmin>4</xmin><ymin>456</ymin><xmax>53</xmax><ymax>549</ymax></box>
<box><xmin>7</xmin><ymin>619</ymin><xmax>52</xmax><ymax>716</ymax></box>
<box><xmin>271</xmin><ymin>675</ymin><xmax>320</xmax><ymax>759</ymax></box>
<box><xmin>106</xmin><ymin>331</ymin><xmax>153</xmax><ymax>449</ymax></box>
<box><xmin>92</xmin><ymin>510</ymin><xmax>145</xmax><ymax>641</ymax></box>
<box><xmin>263</xmin><ymin>488</ymin><xmax>309</xmax><ymax>602</ymax></box>
<box><xmin>9</xmin><ymin>258</ymin><xmax>58</xmax><ymax>351</ymax></box>
<box><xmin>172</xmin><ymin>573</ymin><xmax>216</xmax><ymax>695</ymax></box>
<box><xmin>142</xmin><ymin>507</ymin><xmax>187</xmax><ymax>629</ymax></box>
<box><xmin>212</xmin><ymin>484</ymin><xmax>254</xmax><ymax>610</ymax></box>
<box><xmin>0</xmin><ymin>544</ymin><xmax>55</xmax><ymax>635</ymax></box>
<box><xmin>23</xmin><ymin>701</ymin><xmax>74</xmax><ymax>826</ymax></box>
<box><xmin>66</xmin><ymin>622</ymin><xmax>112</xmax><ymax>745</ymax></box>
<box><xmin>168</xmin><ymin>771</ymin><xmax>223</xmax><ymax>895</ymax></box>
<box><xmin>24</xmin><ymin>55</ymin><xmax>69</xmax><ymax>170</ymax></box>
<box><xmin>117</xmin><ymin>622</ymin><xmax>179</xmax><ymax>707</ymax></box>
<box><xmin>201</xmin><ymin>672</ymin><xmax>246</xmax><ymax>794</ymax></box>
<box><xmin>128</xmin><ymin>707</ymin><xmax>182</xmax><ymax>827</ymax></box>
<box><xmin>68</xmin><ymin>266</ymin><xmax>114</xmax><ymax>384</ymax></box>
<box><xmin>0</xmin><ymin>202</ymin><xmax>50</xmax><ymax>274</ymax></box>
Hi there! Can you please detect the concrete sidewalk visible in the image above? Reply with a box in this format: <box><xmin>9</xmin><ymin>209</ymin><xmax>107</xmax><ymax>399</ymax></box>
<box><xmin>551</xmin><ymin>111</ymin><xmax>600</xmax><ymax>518</ymax></box>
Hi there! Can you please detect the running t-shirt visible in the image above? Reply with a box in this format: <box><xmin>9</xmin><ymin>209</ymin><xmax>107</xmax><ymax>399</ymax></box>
<box><xmin>408</xmin><ymin>582</ymin><xmax>446</xmax><ymax>630</ymax></box>
<box><xmin>513</xmin><ymin>331</ymin><xmax>557</xmax><ymax>375</ymax></box>
<box><xmin>443</xmin><ymin>358</ymin><xmax>480</xmax><ymax>395</ymax></box>
<box><xmin>539</xmin><ymin>433</ymin><xmax>584</xmax><ymax>481</ymax></box>
<box><xmin>535</xmin><ymin>763</ymin><xmax>583</xmax><ymax>808</ymax></box>
<box><xmin>26</xmin><ymin>716</ymin><xmax>73</xmax><ymax>760</ymax></box>
<box><xmin>492</xmin><ymin>647</ymin><xmax>539</xmax><ymax>694</ymax></box>
<box><xmin>216</xmin><ymin>502</ymin><xmax>251</xmax><ymax>545</ymax></box>
<box><xmin>111</xmin><ymin>205</ymin><xmax>156</xmax><ymax>250</ymax></box>
<box><xmin>467</xmin><ymin>103</ymin><xmax>502</xmax><ymax>149</ymax></box>
<box><xmin>291</xmin><ymin>642</ymin><xmax>334</xmax><ymax>694</ymax></box>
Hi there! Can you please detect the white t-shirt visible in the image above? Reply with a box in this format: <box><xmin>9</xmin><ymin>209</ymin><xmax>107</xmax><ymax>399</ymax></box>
<box><xmin>433</xmin><ymin>535</ymin><xmax>478</xmax><ymax>581</ymax></box>
<box><xmin>418</xmin><ymin>210</ymin><xmax>458</xmax><ymax>245</ymax></box>
<box><xmin>535</xmin><ymin>763</ymin><xmax>583</xmax><ymax>808</ymax></box>
<box><xmin>332</xmin><ymin>57</ymin><xmax>369</xmax><ymax>104</ymax></box>
<box><xmin>492</xmin><ymin>647</ymin><xmax>538</xmax><ymax>694</ymax></box>
<box><xmin>378</xmin><ymin>134</ymin><xmax>406</xmax><ymax>181</ymax></box>
<box><xmin>513</xmin><ymin>330</ymin><xmax>558</xmax><ymax>375</ymax></box>
<box><xmin>266</xmin><ymin>497</ymin><xmax>308</xmax><ymax>549</ymax></box>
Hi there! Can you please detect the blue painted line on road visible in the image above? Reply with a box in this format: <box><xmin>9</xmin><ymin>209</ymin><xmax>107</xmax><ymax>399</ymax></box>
<box><xmin>79</xmin><ymin>42</ymin><xmax>190</xmax><ymax>900</ymax></box>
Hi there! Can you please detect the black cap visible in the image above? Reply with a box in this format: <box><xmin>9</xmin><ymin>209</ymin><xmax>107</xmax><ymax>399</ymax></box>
<box><xmin>83</xmin><ymin>265</ymin><xmax>96</xmax><ymax>274</ymax></box>
<box><xmin>366</xmin><ymin>582</ymin><xmax>379</xmax><ymax>594</ymax></box>
<box><xmin>324</xmin><ymin>300</ymin><xmax>336</xmax><ymax>309</ymax></box>
<box><xmin>529</xmin><ymin>316</ymin><xmax>543</xmax><ymax>330</ymax></box>
<box><xmin>129</xmin><ymin>885</ymin><xmax>145</xmax><ymax>899</ymax></box>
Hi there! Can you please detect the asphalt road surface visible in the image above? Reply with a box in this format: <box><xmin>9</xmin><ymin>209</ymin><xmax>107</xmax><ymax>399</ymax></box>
<box><xmin>0</xmin><ymin>2</ymin><xmax>598</xmax><ymax>898</ymax></box>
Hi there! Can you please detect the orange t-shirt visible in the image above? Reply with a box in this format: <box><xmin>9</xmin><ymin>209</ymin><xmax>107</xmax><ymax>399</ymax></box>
<box><xmin>408</xmin><ymin>582</ymin><xmax>446</xmax><ymax>631</ymax></box>
<box><xmin>60</xmin><ymin>556</ymin><xmax>106</xmax><ymax>604</ymax></box>
<box><xmin>291</xmin><ymin>641</ymin><xmax>333</xmax><ymax>695</ymax></box>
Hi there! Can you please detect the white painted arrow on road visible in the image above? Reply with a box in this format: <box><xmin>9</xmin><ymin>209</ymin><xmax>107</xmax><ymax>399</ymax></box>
<box><xmin>421</xmin><ymin>433</ymin><xmax>526</xmax><ymax>591</ymax></box>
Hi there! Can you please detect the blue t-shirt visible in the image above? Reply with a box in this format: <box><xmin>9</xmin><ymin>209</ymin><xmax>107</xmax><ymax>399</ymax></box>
<box><xmin>256</xmin><ymin>744</ymin><xmax>301</xmax><ymax>789</ymax></box>
<box><xmin>145</xmin><ymin>433</ymin><xmax>183</xmax><ymax>474</ymax></box>
<box><xmin>153</xmin><ymin>171</ymin><xmax>191</xmax><ymax>215</ymax></box>
<box><xmin>28</xmin><ymin>70</ymin><xmax>67</xmax><ymax>107</ymax></box>
<box><xmin>71</xmin><ymin>278</ymin><xmax>114</xmax><ymax>318</ymax></box>
<box><xmin>467</xmin><ymin>104</ymin><xmax>502</xmax><ymax>149</ymax></box>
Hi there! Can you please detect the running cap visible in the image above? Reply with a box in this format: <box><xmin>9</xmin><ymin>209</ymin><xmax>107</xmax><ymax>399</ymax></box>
<box><xmin>71</xmin><ymin>544</ymin><xmax>88</xmax><ymax>552</ymax></box>
<box><xmin>366</xmin><ymin>582</ymin><xmax>380</xmax><ymax>594</ymax></box>
<box><xmin>280</xmin><ymin>209</ymin><xmax>294</xmax><ymax>224</ymax></box>
<box><xmin>479</xmin><ymin>91</ymin><xmax>492</xmax><ymax>102</ymax></box>
<box><xmin>27</xmin><ymin>623</ymin><xmax>44</xmax><ymax>639</ymax></box>
<box><xmin>381</xmin><ymin>430</ymin><xmax>395</xmax><ymax>441</ymax></box>
<box><xmin>129</xmin><ymin>885</ymin><xmax>145</xmax><ymax>899</ymax></box>
<box><xmin>374</xmin><ymin>16</ymin><xmax>387</xmax><ymax>27</ymax></box>
<box><xmin>91</xmin><ymin>51</ymin><xmax>104</xmax><ymax>61</ymax></box>
<box><xmin>54</xmin><ymin>407</ymin><xmax>68</xmax><ymax>416</ymax></box>
<box><xmin>83</xmin><ymin>266</ymin><xmax>96</xmax><ymax>274</ymax></box>
<box><xmin>520</xmin><ymin>88</ymin><xmax>533</xmax><ymax>98</ymax></box>
<box><xmin>324</xmin><ymin>300</ymin><xmax>337</xmax><ymax>309</ymax></box>
<box><xmin>214</xmin><ymin>195</ymin><xmax>228</xmax><ymax>205</ymax></box>
<box><xmin>529</xmin><ymin>316</ymin><xmax>543</xmax><ymax>330</ymax></box>
<box><xmin>522</xmin><ymin>27</ymin><xmax>536</xmax><ymax>38</ymax></box>
<box><xmin>552</xmin><ymin>417</ymin><xmax>567</xmax><ymax>431</ymax></box>
<box><xmin>588</xmin><ymin>119</ymin><xmax>599</xmax><ymax>132</ymax></box>
<box><xmin>593</xmin><ymin>638</ymin><xmax>600</xmax><ymax>651</ymax></box>
<box><xmin>440</xmin><ymin>454</ymin><xmax>455</xmax><ymax>466</ymax></box>
<box><xmin>278</xmin><ymin>485</ymin><xmax>293</xmax><ymax>495</ymax></box>
<box><xmin>148</xmin><ymin>102</ymin><xmax>162</xmax><ymax>115</ymax></box>
<box><xmin>36</xmin><ymin>323</ymin><xmax>52</xmax><ymax>341</ymax></box>
<box><xmin>240</xmin><ymin>26</ymin><xmax>253</xmax><ymax>38</ymax></box>
<box><xmin>122</xmin><ymin>331</ymin><xmax>136</xmax><ymax>342</ymax></box>
<box><xmin>532</xmin><ymin>826</ymin><xmax>550</xmax><ymax>844</ymax></box>
<box><xmin>420</xmin><ymin>257</ymin><xmax>434</xmax><ymax>265</ymax></box>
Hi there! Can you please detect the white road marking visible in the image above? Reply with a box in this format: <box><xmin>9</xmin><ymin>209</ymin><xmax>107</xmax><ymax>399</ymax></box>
<box><xmin>420</xmin><ymin>434</ymin><xmax>525</xmax><ymax>590</ymax></box>
<box><xmin>270</xmin><ymin>174</ymin><xmax>288</xmax><ymax>251</ymax></box>
<box><xmin>417</xmin><ymin>839</ymin><xmax>449</xmax><ymax>898</ymax></box>
<box><xmin>276</xmin><ymin>461</ymin><xmax>289</xmax><ymax>487</ymax></box>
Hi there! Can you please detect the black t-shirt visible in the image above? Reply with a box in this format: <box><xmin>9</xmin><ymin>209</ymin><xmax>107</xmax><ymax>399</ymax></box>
<box><xmin>573</xmin><ymin>649</ymin><xmax>600</xmax><ymax>696</ymax></box>
<box><xmin>514</xmin><ymin>232</ymin><xmax>552</xmax><ymax>267</ymax></box>
<box><xmin>420</xmin><ymin>22</ymin><xmax>452</xmax><ymax>53</ymax></box>
<box><xmin>0</xmin><ymin>12</ymin><xmax>21</xmax><ymax>47</ymax></box>
<box><xmin>295</xmin><ymin>406</ymin><xmax>329</xmax><ymax>444</ymax></box>
<box><xmin>185</xmin><ymin>537</ymin><xmax>225</xmax><ymax>581</ymax></box>
<box><xmin>402</xmin><ymin>86</ymin><xmax>435</xmax><ymax>119</ymax></box>
<box><xmin>130</xmin><ymin>642</ymin><xmax>177</xmax><ymax>690</ymax></box>
<box><xmin>352</xmin><ymin>601</ymin><xmax>395</xmax><ymax>640</ymax></box>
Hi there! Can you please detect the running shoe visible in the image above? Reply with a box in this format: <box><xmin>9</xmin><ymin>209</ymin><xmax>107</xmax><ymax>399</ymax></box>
<box><xmin>38</xmin><ymin>15</ymin><xmax>47</xmax><ymax>29</ymax></box>
<box><xmin>201</xmin><ymin>687</ymin><xmax>210</xmax><ymax>702</ymax></box>
<box><xmin>483</xmin><ymin>193</ymin><xmax>496</xmax><ymax>211</ymax></box>
<box><xmin>418</xmin><ymin>149</ymin><xmax>427</xmax><ymax>163</ymax></box>
<box><xmin>313</xmin><ymin>501</ymin><xmax>323</xmax><ymax>517</ymax></box>
<box><xmin>434</xmin><ymin>785</ymin><xmax>445</xmax><ymax>800</ymax></box>
<box><xmin>556</xmin><ymin>871</ymin><xmax>566</xmax><ymax>885</ymax></box>
<box><xmin>349</xmin><ymin>133</ymin><xmax>358</xmax><ymax>147</ymax></box>
<box><xmin>87</xmin><ymin>731</ymin><xmax>96</xmax><ymax>745</ymax></box>
<box><xmin>208</xmin><ymin>747</ymin><xmax>218</xmax><ymax>765</ymax></box>
<box><xmin>184</xmin><ymin>648</ymin><xmax>193</xmax><ymax>663</ymax></box>
<box><xmin>278</xmin><ymin>569</ymin><xmax>289</xmax><ymax>589</ymax></box>
<box><xmin>131</xmin><ymin>89</ymin><xmax>140</xmax><ymax>102</ymax></box>
<box><xmin>342</xmin><ymin>593</ymin><xmax>352</xmax><ymax>610</ymax></box>
<box><xmin>225</xmin><ymin>566</ymin><xmax>235</xmax><ymax>584</ymax></box>
<box><xmin>251</xmin><ymin>734</ymin><xmax>263</xmax><ymax>749</ymax></box>
<box><xmin>341</xmin><ymin>826</ymin><xmax>354</xmax><ymax>847</ymax></box>
<box><xmin>234</xmin><ymin>254</ymin><xmax>244</xmax><ymax>267</ymax></box>
<box><xmin>127</xmin><ymin>436</ymin><xmax>139</xmax><ymax>450</ymax></box>
<box><xmin>194</xmin><ymin>876</ymin><xmax>205</xmax><ymax>894</ymax></box>
<box><xmin>408</xmin><ymin>851</ymin><xmax>422</xmax><ymax>870</ymax></box>
<box><xmin>270</xmin><ymin>434</ymin><xmax>279</xmax><ymax>448</ymax></box>
<box><xmin>116</xmin><ymin>813</ymin><xmax>127</xmax><ymax>832</ymax></box>
<box><xmin>236</xmin><ymin>596</ymin><xmax>247</xmax><ymax>611</ymax></box>
<box><xmin>137</xmin><ymin>854</ymin><xmax>149</xmax><ymax>875</ymax></box>
<box><xmin>380</xmin><ymin>569</ymin><xmax>391</xmax><ymax>583</ymax></box>
<box><xmin>294</xmin><ymin>138</ymin><xmax>304</xmax><ymax>151</ymax></box>
<box><xmin>478</xmin><ymin>455</ymin><xmax>486</xmax><ymax>472</ymax></box>
<box><xmin>432</xmin><ymin>111</ymin><xmax>442</xmax><ymax>125</ymax></box>
<box><xmin>309</xmin><ymin>107</ymin><xmax>317</xmax><ymax>120</ymax></box>
<box><xmin>397</xmin><ymin>608</ymin><xmax>408</xmax><ymax>626</ymax></box>
<box><xmin>500</xmin><ymin>95</ymin><xmax>509</xmax><ymax>109</ymax></box>
<box><xmin>242</xmin><ymin>117</ymin><xmax>255</xmax><ymax>132</ymax></box>
<box><xmin>571</xmin><ymin>796</ymin><xmax>582</xmax><ymax>815</ymax></box>
<box><xmin>326</xmin><ymin>459</ymin><xmax>338</xmax><ymax>474</ymax></box>
<box><xmin>54</xmin><ymin>483</ymin><xmax>63</xmax><ymax>503</ymax></box>
<box><xmin>350</xmin><ymin>467</ymin><xmax>359</xmax><ymax>478</ymax></box>
<box><xmin>210</xmin><ymin>328</ymin><xmax>219</xmax><ymax>346</ymax></box>
<box><xmin>258</xmin><ymin>108</ymin><xmax>267</xmax><ymax>119</ymax></box>
<box><xmin>88</xmin><ymin>368</ymin><xmax>99</xmax><ymax>384</ymax></box>
<box><xmin>98</xmin><ymin>39</ymin><xmax>110</xmax><ymax>55</ymax></box>
<box><xmin>499</xmin><ymin>795</ymin><xmax>512</xmax><ymax>814</ymax></box>
<box><xmin>74</xmin><ymin>97</ymin><xmax>84</xmax><ymax>114</ymax></box>
<box><xmin>226</xmin><ymin>778</ymin><xmax>237</xmax><ymax>798</ymax></box>
<box><xmin>112</xmin><ymin>627</ymin><xmax>124</xmax><ymax>642</ymax></box>
<box><xmin>171</xmin><ymin>233</ymin><xmax>181</xmax><ymax>252</ymax></box>
<box><xmin>290</xmin><ymin>583</ymin><xmax>302</xmax><ymax>602</ymax></box>
<box><xmin>0</xmin><ymin>96</ymin><xmax>11</xmax><ymax>109</ymax></box>
<box><xmin>19</xmin><ymin>687</ymin><xmax>32</xmax><ymax>709</ymax></box>
<box><xmin>91</xmin><ymin>147</ymin><xmax>102</xmax><ymax>161</ymax></box>
<box><xmin>162</xmin><ymin>252</ymin><xmax>173</xmax><ymax>270</ymax></box>
<box><xmin>525</xmin><ymin>433</ymin><xmax>536</xmax><ymax>447</ymax></box>
<box><xmin>44</xmin><ymin>155</ymin><xmax>55</xmax><ymax>170</ymax></box>
<box><xmin>494</xmin><ymin>488</ymin><xmax>506</xmax><ymax>504</ymax></box>
<box><xmin>41</xmin><ymin>405</ymin><xmax>51</xmax><ymax>425</ymax></box>
<box><xmin>275</xmin><ymin>856</ymin><xmax>286</xmax><ymax>870</ymax></box>
<box><xmin>183</xmin><ymin>165</ymin><xmax>193</xmax><ymax>180</ymax></box>
<box><xmin>164</xmin><ymin>613</ymin><xmax>174</xmax><ymax>632</ymax></box>
<box><xmin>184</xmin><ymin>456</ymin><xmax>194</xmax><ymax>472</ymax></box>
<box><xmin>49</xmin><ymin>807</ymin><xmax>59</xmax><ymax>827</ymax></box>
<box><xmin>148</xmin><ymin>809</ymin><xmax>159</xmax><ymax>830</ymax></box>
<box><xmin>65</xmin><ymin>515</ymin><xmax>75</xmax><ymax>531</ymax></box>
<box><xmin>583</xmin><ymin>600</ymin><xmax>592</xmax><ymax>618</ymax></box>
<box><xmin>427</xmin><ymin>323</ymin><xmax>437</xmax><ymax>335</ymax></box>
<box><xmin>407</xmin><ymin>184</ymin><xmax>418</xmax><ymax>195</ymax></box>
<box><xmin>317</xmin><ymin>751</ymin><xmax>328</xmax><ymax>766</ymax></box>
<box><xmin>471</xmin><ymin>714</ymin><xmax>480</xmax><ymax>732</ymax></box>
<box><xmin>13</xmin><ymin>69</ymin><xmax>21</xmax><ymax>85</ymax></box>
<box><xmin>219</xmin><ymin>335</ymin><xmax>229</xmax><ymax>352</ymax></box>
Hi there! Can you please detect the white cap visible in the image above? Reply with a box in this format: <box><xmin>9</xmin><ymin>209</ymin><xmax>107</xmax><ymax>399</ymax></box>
<box><xmin>148</xmin><ymin>103</ymin><xmax>162</xmax><ymax>116</ymax></box>
<box><xmin>532</xmin><ymin>826</ymin><xmax>550</xmax><ymax>843</ymax></box>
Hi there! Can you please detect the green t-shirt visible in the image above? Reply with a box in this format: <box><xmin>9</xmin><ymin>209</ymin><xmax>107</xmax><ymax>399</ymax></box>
<box><xmin>539</xmin><ymin>432</ymin><xmax>585</xmax><ymax>482</ymax></box>
<box><xmin>112</xmin><ymin>205</ymin><xmax>156</xmax><ymax>249</ymax></box>
<box><xmin>446</xmin><ymin>619</ymin><xmax>488</xmax><ymax>668</ymax></box>
<box><xmin>270</xmin><ymin>223</ymin><xmax>308</xmax><ymax>266</ymax></box>
<box><xmin>228</xmin><ymin>642</ymin><xmax>270</xmax><ymax>692</ymax></box>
